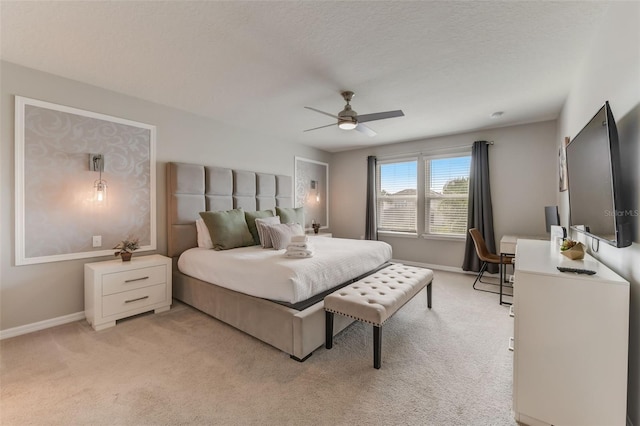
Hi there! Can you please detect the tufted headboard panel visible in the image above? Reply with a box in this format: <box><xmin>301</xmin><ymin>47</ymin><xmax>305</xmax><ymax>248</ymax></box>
<box><xmin>167</xmin><ymin>162</ymin><xmax>293</xmax><ymax>258</ymax></box>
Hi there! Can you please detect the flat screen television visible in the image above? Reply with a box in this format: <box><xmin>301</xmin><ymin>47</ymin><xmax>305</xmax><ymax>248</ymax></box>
<box><xmin>566</xmin><ymin>101</ymin><xmax>632</xmax><ymax>248</ymax></box>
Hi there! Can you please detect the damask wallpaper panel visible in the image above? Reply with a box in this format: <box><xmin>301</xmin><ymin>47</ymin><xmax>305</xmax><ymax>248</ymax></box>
<box><xmin>15</xmin><ymin>96</ymin><xmax>156</xmax><ymax>265</ymax></box>
<box><xmin>294</xmin><ymin>157</ymin><xmax>328</xmax><ymax>229</ymax></box>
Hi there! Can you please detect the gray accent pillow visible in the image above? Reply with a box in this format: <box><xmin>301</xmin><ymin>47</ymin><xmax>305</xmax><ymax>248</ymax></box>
<box><xmin>199</xmin><ymin>208</ymin><xmax>255</xmax><ymax>250</ymax></box>
<box><xmin>244</xmin><ymin>209</ymin><xmax>275</xmax><ymax>245</ymax></box>
<box><xmin>255</xmin><ymin>216</ymin><xmax>281</xmax><ymax>248</ymax></box>
<box><xmin>267</xmin><ymin>223</ymin><xmax>305</xmax><ymax>250</ymax></box>
<box><xmin>276</xmin><ymin>207</ymin><xmax>304</xmax><ymax>226</ymax></box>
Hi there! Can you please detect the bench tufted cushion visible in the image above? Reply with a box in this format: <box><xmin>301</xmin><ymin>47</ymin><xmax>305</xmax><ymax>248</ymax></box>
<box><xmin>324</xmin><ymin>264</ymin><xmax>433</xmax><ymax>326</ymax></box>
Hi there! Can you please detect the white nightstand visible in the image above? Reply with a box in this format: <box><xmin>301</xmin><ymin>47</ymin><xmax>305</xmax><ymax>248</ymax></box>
<box><xmin>308</xmin><ymin>232</ymin><xmax>332</xmax><ymax>238</ymax></box>
<box><xmin>84</xmin><ymin>254</ymin><xmax>172</xmax><ymax>331</ymax></box>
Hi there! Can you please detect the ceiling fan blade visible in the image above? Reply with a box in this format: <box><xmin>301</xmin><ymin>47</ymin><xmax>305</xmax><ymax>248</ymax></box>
<box><xmin>355</xmin><ymin>123</ymin><xmax>377</xmax><ymax>137</ymax></box>
<box><xmin>356</xmin><ymin>110</ymin><xmax>405</xmax><ymax>123</ymax></box>
<box><xmin>303</xmin><ymin>123</ymin><xmax>337</xmax><ymax>132</ymax></box>
<box><xmin>304</xmin><ymin>106</ymin><xmax>341</xmax><ymax>119</ymax></box>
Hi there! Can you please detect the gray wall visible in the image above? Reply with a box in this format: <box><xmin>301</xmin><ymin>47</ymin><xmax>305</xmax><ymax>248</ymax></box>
<box><xmin>556</xmin><ymin>3</ymin><xmax>640</xmax><ymax>423</ymax></box>
<box><xmin>330</xmin><ymin>120</ymin><xmax>558</xmax><ymax>268</ymax></box>
<box><xmin>0</xmin><ymin>61</ymin><xmax>330</xmax><ymax>331</ymax></box>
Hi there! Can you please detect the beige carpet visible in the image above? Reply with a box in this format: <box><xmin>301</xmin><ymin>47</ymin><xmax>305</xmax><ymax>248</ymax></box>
<box><xmin>0</xmin><ymin>270</ymin><xmax>516</xmax><ymax>426</ymax></box>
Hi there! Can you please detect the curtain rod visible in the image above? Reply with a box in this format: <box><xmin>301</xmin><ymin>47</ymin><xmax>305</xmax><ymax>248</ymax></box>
<box><xmin>376</xmin><ymin>141</ymin><xmax>493</xmax><ymax>161</ymax></box>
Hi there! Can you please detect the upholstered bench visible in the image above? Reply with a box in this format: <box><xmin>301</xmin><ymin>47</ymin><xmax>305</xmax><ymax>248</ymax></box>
<box><xmin>324</xmin><ymin>264</ymin><xmax>433</xmax><ymax>369</ymax></box>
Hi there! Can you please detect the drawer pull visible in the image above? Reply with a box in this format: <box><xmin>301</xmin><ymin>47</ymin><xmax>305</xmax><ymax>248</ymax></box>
<box><xmin>509</xmin><ymin>305</ymin><xmax>515</xmax><ymax>318</ymax></box>
<box><xmin>124</xmin><ymin>276</ymin><xmax>150</xmax><ymax>283</ymax></box>
<box><xmin>508</xmin><ymin>337</ymin><xmax>515</xmax><ymax>352</ymax></box>
<box><xmin>124</xmin><ymin>295</ymin><xmax>149</xmax><ymax>304</ymax></box>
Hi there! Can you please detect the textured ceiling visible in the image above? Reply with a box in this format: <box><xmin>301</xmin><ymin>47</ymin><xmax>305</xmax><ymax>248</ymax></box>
<box><xmin>1</xmin><ymin>1</ymin><xmax>611</xmax><ymax>152</ymax></box>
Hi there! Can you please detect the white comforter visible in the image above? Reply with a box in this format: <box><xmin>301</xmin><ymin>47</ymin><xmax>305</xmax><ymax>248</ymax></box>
<box><xmin>178</xmin><ymin>237</ymin><xmax>392</xmax><ymax>303</ymax></box>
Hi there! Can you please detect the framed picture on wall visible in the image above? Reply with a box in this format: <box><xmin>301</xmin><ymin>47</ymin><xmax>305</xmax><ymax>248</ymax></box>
<box><xmin>14</xmin><ymin>96</ymin><xmax>157</xmax><ymax>265</ymax></box>
<box><xmin>559</xmin><ymin>136</ymin><xmax>569</xmax><ymax>192</ymax></box>
<box><xmin>294</xmin><ymin>157</ymin><xmax>329</xmax><ymax>230</ymax></box>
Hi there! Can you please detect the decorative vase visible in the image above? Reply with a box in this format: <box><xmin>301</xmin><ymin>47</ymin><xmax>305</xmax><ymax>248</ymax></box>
<box><xmin>120</xmin><ymin>252</ymin><xmax>132</xmax><ymax>262</ymax></box>
<box><xmin>561</xmin><ymin>242</ymin><xmax>585</xmax><ymax>260</ymax></box>
<box><xmin>312</xmin><ymin>224</ymin><xmax>320</xmax><ymax>234</ymax></box>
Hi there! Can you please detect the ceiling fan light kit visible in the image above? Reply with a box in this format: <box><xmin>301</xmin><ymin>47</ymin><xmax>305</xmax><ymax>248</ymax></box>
<box><xmin>338</xmin><ymin>121</ymin><xmax>357</xmax><ymax>130</ymax></box>
<box><xmin>304</xmin><ymin>91</ymin><xmax>404</xmax><ymax>137</ymax></box>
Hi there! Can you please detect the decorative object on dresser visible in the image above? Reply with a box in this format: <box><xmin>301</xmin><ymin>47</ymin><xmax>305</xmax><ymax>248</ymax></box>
<box><xmin>511</xmin><ymin>239</ymin><xmax>629</xmax><ymax>426</ymax></box>
<box><xmin>113</xmin><ymin>237</ymin><xmax>140</xmax><ymax>261</ymax></box>
<box><xmin>84</xmin><ymin>254</ymin><xmax>172</xmax><ymax>330</ymax></box>
<box><xmin>559</xmin><ymin>239</ymin><xmax>584</xmax><ymax>260</ymax></box>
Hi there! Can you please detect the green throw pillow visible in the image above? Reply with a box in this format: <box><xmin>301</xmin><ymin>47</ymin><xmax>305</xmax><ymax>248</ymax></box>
<box><xmin>244</xmin><ymin>209</ymin><xmax>275</xmax><ymax>245</ymax></box>
<box><xmin>199</xmin><ymin>208</ymin><xmax>255</xmax><ymax>250</ymax></box>
<box><xmin>276</xmin><ymin>207</ymin><xmax>305</xmax><ymax>226</ymax></box>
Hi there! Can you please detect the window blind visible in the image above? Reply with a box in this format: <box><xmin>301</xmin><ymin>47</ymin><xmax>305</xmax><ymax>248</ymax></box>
<box><xmin>425</xmin><ymin>155</ymin><xmax>471</xmax><ymax>236</ymax></box>
<box><xmin>376</xmin><ymin>160</ymin><xmax>417</xmax><ymax>233</ymax></box>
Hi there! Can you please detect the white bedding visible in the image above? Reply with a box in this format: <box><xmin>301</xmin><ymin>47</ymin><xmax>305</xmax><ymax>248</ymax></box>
<box><xmin>177</xmin><ymin>237</ymin><xmax>392</xmax><ymax>303</ymax></box>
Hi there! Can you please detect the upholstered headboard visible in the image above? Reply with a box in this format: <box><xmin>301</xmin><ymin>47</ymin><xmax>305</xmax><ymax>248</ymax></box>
<box><xmin>166</xmin><ymin>162</ymin><xmax>293</xmax><ymax>258</ymax></box>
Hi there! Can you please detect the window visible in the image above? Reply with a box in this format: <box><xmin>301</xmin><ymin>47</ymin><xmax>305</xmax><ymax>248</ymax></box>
<box><xmin>376</xmin><ymin>159</ymin><xmax>417</xmax><ymax>233</ymax></box>
<box><xmin>375</xmin><ymin>153</ymin><xmax>471</xmax><ymax>237</ymax></box>
<box><xmin>424</xmin><ymin>155</ymin><xmax>471</xmax><ymax>236</ymax></box>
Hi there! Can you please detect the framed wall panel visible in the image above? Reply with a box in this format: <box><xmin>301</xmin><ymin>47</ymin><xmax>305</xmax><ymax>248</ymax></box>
<box><xmin>15</xmin><ymin>96</ymin><xmax>156</xmax><ymax>265</ymax></box>
<box><xmin>294</xmin><ymin>156</ymin><xmax>328</xmax><ymax>229</ymax></box>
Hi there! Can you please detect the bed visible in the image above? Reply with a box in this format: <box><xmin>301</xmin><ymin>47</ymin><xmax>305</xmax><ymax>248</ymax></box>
<box><xmin>167</xmin><ymin>162</ymin><xmax>392</xmax><ymax>360</ymax></box>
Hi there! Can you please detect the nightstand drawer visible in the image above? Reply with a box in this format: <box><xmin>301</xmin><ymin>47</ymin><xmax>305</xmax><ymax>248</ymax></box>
<box><xmin>102</xmin><ymin>265</ymin><xmax>167</xmax><ymax>296</ymax></box>
<box><xmin>102</xmin><ymin>283</ymin><xmax>167</xmax><ymax>317</ymax></box>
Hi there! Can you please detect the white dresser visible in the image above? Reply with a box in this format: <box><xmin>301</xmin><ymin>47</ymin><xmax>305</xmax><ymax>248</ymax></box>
<box><xmin>84</xmin><ymin>254</ymin><xmax>172</xmax><ymax>331</ymax></box>
<box><xmin>512</xmin><ymin>239</ymin><xmax>629</xmax><ymax>426</ymax></box>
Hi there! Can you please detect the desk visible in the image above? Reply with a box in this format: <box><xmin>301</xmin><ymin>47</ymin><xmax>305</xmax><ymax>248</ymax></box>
<box><xmin>500</xmin><ymin>235</ymin><xmax>548</xmax><ymax>255</ymax></box>
<box><xmin>498</xmin><ymin>235</ymin><xmax>546</xmax><ymax>305</ymax></box>
<box><xmin>500</xmin><ymin>235</ymin><xmax>518</xmax><ymax>255</ymax></box>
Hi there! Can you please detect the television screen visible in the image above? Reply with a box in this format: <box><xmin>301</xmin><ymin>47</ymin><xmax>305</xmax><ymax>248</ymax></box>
<box><xmin>566</xmin><ymin>101</ymin><xmax>631</xmax><ymax>248</ymax></box>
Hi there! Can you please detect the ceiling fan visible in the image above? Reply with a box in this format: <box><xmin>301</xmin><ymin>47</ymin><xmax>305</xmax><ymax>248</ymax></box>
<box><xmin>304</xmin><ymin>91</ymin><xmax>404</xmax><ymax>137</ymax></box>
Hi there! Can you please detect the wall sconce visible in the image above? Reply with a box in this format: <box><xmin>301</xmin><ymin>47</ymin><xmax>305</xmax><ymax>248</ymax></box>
<box><xmin>310</xmin><ymin>180</ymin><xmax>320</xmax><ymax>202</ymax></box>
<box><xmin>90</xmin><ymin>154</ymin><xmax>107</xmax><ymax>203</ymax></box>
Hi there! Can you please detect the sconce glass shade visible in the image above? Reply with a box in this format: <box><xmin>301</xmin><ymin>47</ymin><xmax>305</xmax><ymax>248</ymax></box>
<box><xmin>94</xmin><ymin>179</ymin><xmax>107</xmax><ymax>203</ymax></box>
<box><xmin>338</xmin><ymin>120</ymin><xmax>357</xmax><ymax>130</ymax></box>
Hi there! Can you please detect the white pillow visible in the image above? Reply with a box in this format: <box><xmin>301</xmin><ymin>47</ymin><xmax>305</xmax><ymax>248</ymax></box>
<box><xmin>267</xmin><ymin>223</ymin><xmax>304</xmax><ymax>250</ymax></box>
<box><xmin>195</xmin><ymin>218</ymin><xmax>213</xmax><ymax>249</ymax></box>
<box><xmin>255</xmin><ymin>216</ymin><xmax>281</xmax><ymax>248</ymax></box>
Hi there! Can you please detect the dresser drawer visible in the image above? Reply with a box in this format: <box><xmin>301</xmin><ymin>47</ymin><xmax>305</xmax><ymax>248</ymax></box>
<box><xmin>102</xmin><ymin>265</ymin><xmax>167</xmax><ymax>296</ymax></box>
<box><xmin>102</xmin><ymin>283</ymin><xmax>167</xmax><ymax>317</ymax></box>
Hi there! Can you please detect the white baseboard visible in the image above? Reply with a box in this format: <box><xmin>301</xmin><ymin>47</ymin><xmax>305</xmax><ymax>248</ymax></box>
<box><xmin>0</xmin><ymin>311</ymin><xmax>85</xmax><ymax>340</ymax></box>
<box><xmin>391</xmin><ymin>258</ymin><xmax>500</xmax><ymax>277</ymax></box>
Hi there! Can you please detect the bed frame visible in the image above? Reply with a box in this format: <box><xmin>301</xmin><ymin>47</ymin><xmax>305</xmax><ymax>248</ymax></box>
<box><xmin>166</xmin><ymin>162</ymin><xmax>353</xmax><ymax>361</ymax></box>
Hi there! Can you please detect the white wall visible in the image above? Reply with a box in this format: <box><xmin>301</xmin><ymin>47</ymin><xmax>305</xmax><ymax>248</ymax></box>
<box><xmin>0</xmin><ymin>61</ymin><xmax>330</xmax><ymax>332</ymax></box>
<box><xmin>330</xmin><ymin>120</ymin><xmax>558</xmax><ymax>268</ymax></box>
<box><xmin>556</xmin><ymin>3</ymin><xmax>640</xmax><ymax>423</ymax></box>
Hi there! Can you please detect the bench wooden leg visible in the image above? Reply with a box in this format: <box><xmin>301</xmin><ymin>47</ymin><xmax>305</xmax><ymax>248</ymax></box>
<box><xmin>427</xmin><ymin>282</ymin><xmax>432</xmax><ymax>309</ymax></box>
<box><xmin>325</xmin><ymin>311</ymin><xmax>334</xmax><ymax>349</ymax></box>
<box><xmin>373</xmin><ymin>325</ymin><xmax>382</xmax><ymax>369</ymax></box>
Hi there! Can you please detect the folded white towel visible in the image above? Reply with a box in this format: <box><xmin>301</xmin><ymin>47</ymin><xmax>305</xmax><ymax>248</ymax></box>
<box><xmin>290</xmin><ymin>235</ymin><xmax>308</xmax><ymax>243</ymax></box>
<box><xmin>286</xmin><ymin>247</ymin><xmax>314</xmax><ymax>256</ymax></box>
<box><xmin>287</xmin><ymin>241</ymin><xmax>314</xmax><ymax>250</ymax></box>
<box><xmin>285</xmin><ymin>250</ymin><xmax>313</xmax><ymax>258</ymax></box>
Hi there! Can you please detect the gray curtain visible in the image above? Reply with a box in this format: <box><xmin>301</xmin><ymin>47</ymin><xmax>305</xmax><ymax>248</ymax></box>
<box><xmin>462</xmin><ymin>141</ymin><xmax>497</xmax><ymax>273</ymax></box>
<box><xmin>365</xmin><ymin>155</ymin><xmax>377</xmax><ymax>240</ymax></box>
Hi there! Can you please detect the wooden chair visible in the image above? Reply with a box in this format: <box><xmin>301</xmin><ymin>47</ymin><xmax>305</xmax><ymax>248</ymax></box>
<box><xmin>468</xmin><ymin>228</ymin><xmax>514</xmax><ymax>304</ymax></box>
